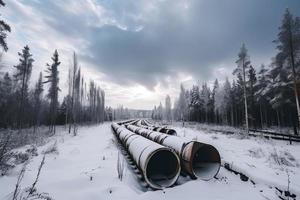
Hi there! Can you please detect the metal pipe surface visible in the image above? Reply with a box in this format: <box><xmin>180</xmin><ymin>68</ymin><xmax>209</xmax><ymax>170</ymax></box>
<box><xmin>111</xmin><ymin>123</ymin><xmax>181</xmax><ymax>189</ymax></box>
<box><xmin>126</xmin><ymin>124</ymin><xmax>221</xmax><ymax>180</ymax></box>
<box><xmin>136</xmin><ymin>120</ymin><xmax>177</xmax><ymax>136</ymax></box>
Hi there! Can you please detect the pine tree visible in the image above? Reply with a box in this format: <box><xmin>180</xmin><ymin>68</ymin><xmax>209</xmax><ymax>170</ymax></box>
<box><xmin>165</xmin><ymin>95</ymin><xmax>172</xmax><ymax>122</ymax></box>
<box><xmin>223</xmin><ymin>78</ymin><xmax>232</xmax><ymax>125</ymax></box>
<box><xmin>234</xmin><ymin>44</ymin><xmax>251</xmax><ymax>133</ymax></box>
<box><xmin>201</xmin><ymin>83</ymin><xmax>211</xmax><ymax>123</ymax></box>
<box><xmin>44</xmin><ymin>50</ymin><xmax>61</xmax><ymax>134</ymax></box>
<box><xmin>190</xmin><ymin>85</ymin><xmax>201</xmax><ymax>122</ymax></box>
<box><xmin>0</xmin><ymin>72</ymin><xmax>12</xmax><ymax>127</ymax></box>
<box><xmin>212</xmin><ymin>79</ymin><xmax>219</xmax><ymax>123</ymax></box>
<box><xmin>178</xmin><ymin>84</ymin><xmax>188</xmax><ymax>121</ymax></box>
<box><xmin>255</xmin><ymin>64</ymin><xmax>270</xmax><ymax>127</ymax></box>
<box><xmin>33</xmin><ymin>72</ymin><xmax>43</xmax><ymax>131</ymax></box>
<box><xmin>14</xmin><ymin>45</ymin><xmax>34</xmax><ymax>129</ymax></box>
<box><xmin>274</xmin><ymin>8</ymin><xmax>300</xmax><ymax>130</ymax></box>
<box><xmin>248</xmin><ymin>65</ymin><xmax>257</xmax><ymax>128</ymax></box>
<box><xmin>0</xmin><ymin>0</ymin><xmax>11</xmax><ymax>52</ymax></box>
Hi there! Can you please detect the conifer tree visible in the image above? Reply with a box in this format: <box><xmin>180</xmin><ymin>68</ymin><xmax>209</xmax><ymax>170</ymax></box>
<box><xmin>14</xmin><ymin>45</ymin><xmax>34</xmax><ymax>129</ymax></box>
<box><xmin>0</xmin><ymin>0</ymin><xmax>11</xmax><ymax>52</ymax></box>
<box><xmin>33</xmin><ymin>72</ymin><xmax>44</xmax><ymax>131</ymax></box>
<box><xmin>44</xmin><ymin>50</ymin><xmax>61</xmax><ymax>134</ymax></box>
<box><xmin>274</xmin><ymin>8</ymin><xmax>300</xmax><ymax>130</ymax></box>
<box><xmin>234</xmin><ymin>44</ymin><xmax>251</xmax><ymax>133</ymax></box>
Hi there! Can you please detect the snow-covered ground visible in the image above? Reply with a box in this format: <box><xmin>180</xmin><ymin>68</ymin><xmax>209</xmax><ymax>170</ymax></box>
<box><xmin>1</xmin><ymin>122</ymin><xmax>299</xmax><ymax>200</ymax></box>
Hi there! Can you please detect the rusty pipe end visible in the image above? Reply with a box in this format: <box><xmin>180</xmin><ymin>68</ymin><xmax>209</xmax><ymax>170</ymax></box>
<box><xmin>182</xmin><ymin>142</ymin><xmax>221</xmax><ymax>180</ymax></box>
<box><xmin>144</xmin><ymin>148</ymin><xmax>181</xmax><ymax>189</ymax></box>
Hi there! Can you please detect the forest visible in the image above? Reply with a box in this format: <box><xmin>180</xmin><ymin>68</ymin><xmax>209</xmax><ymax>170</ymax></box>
<box><xmin>152</xmin><ymin>9</ymin><xmax>300</xmax><ymax>135</ymax></box>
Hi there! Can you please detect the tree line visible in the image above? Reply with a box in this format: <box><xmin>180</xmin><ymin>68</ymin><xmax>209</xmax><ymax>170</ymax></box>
<box><xmin>152</xmin><ymin>9</ymin><xmax>300</xmax><ymax>134</ymax></box>
<box><xmin>0</xmin><ymin>47</ymin><xmax>106</xmax><ymax>134</ymax></box>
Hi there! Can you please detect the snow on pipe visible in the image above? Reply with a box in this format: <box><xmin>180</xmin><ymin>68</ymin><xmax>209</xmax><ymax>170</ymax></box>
<box><xmin>117</xmin><ymin>119</ymin><xmax>136</xmax><ymax>125</ymax></box>
<box><xmin>111</xmin><ymin>123</ymin><xmax>181</xmax><ymax>189</ymax></box>
<box><xmin>142</xmin><ymin>120</ymin><xmax>177</xmax><ymax>135</ymax></box>
<box><xmin>136</xmin><ymin>120</ymin><xmax>177</xmax><ymax>136</ymax></box>
<box><xmin>126</xmin><ymin>124</ymin><xmax>221</xmax><ymax>180</ymax></box>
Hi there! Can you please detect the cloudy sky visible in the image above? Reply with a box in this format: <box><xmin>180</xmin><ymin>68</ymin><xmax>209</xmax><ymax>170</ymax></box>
<box><xmin>1</xmin><ymin>0</ymin><xmax>300</xmax><ymax>109</ymax></box>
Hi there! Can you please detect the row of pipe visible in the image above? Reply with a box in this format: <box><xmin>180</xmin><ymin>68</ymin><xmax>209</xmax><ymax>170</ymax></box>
<box><xmin>111</xmin><ymin>123</ymin><xmax>181</xmax><ymax>189</ymax></box>
<box><xmin>136</xmin><ymin>120</ymin><xmax>177</xmax><ymax>136</ymax></box>
<box><xmin>126</xmin><ymin>124</ymin><xmax>221</xmax><ymax>180</ymax></box>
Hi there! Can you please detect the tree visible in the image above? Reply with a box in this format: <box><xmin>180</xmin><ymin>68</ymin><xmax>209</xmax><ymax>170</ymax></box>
<box><xmin>189</xmin><ymin>85</ymin><xmax>201</xmax><ymax>122</ymax></box>
<box><xmin>248</xmin><ymin>65</ymin><xmax>257</xmax><ymax>127</ymax></box>
<box><xmin>165</xmin><ymin>95</ymin><xmax>172</xmax><ymax>122</ymax></box>
<box><xmin>0</xmin><ymin>72</ymin><xmax>12</xmax><ymax>127</ymax></box>
<box><xmin>234</xmin><ymin>43</ymin><xmax>251</xmax><ymax>133</ymax></box>
<box><xmin>44</xmin><ymin>50</ymin><xmax>61</xmax><ymax>134</ymax></box>
<box><xmin>212</xmin><ymin>79</ymin><xmax>219</xmax><ymax>123</ymax></box>
<box><xmin>69</xmin><ymin>52</ymin><xmax>78</xmax><ymax>135</ymax></box>
<box><xmin>255</xmin><ymin>64</ymin><xmax>270</xmax><ymax>127</ymax></box>
<box><xmin>0</xmin><ymin>0</ymin><xmax>11</xmax><ymax>52</ymax></box>
<box><xmin>274</xmin><ymin>8</ymin><xmax>300</xmax><ymax>130</ymax></box>
<box><xmin>157</xmin><ymin>102</ymin><xmax>163</xmax><ymax>120</ymax></box>
<box><xmin>178</xmin><ymin>84</ymin><xmax>188</xmax><ymax>121</ymax></box>
<box><xmin>201</xmin><ymin>83</ymin><xmax>211</xmax><ymax>123</ymax></box>
<box><xmin>223</xmin><ymin>78</ymin><xmax>232</xmax><ymax>125</ymax></box>
<box><xmin>13</xmin><ymin>45</ymin><xmax>34</xmax><ymax>129</ymax></box>
<box><xmin>33</xmin><ymin>72</ymin><xmax>43</xmax><ymax>131</ymax></box>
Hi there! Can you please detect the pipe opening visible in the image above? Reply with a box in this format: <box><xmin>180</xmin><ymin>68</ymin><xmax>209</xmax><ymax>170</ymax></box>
<box><xmin>145</xmin><ymin>150</ymin><xmax>180</xmax><ymax>189</ymax></box>
<box><xmin>166</xmin><ymin>129</ymin><xmax>177</xmax><ymax>135</ymax></box>
<box><xmin>192</xmin><ymin>145</ymin><xmax>221</xmax><ymax>180</ymax></box>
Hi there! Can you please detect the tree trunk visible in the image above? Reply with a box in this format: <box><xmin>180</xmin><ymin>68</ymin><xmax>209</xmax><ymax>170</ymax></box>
<box><xmin>243</xmin><ymin>59</ymin><xmax>249</xmax><ymax>134</ymax></box>
<box><xmin>276</xmin><ymin>109</ymin><xmax>281</xmax><ymax>128</ymax></box>
<box><xmin>259</xmin><ymin>102</ymin><xmax>263</xmax><ymax>129</ymax></box>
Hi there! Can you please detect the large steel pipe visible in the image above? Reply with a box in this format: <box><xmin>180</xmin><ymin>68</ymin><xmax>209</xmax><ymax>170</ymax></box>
<box><xmin>136</xmin><ymin>120</ymin><xmax>177</xmax><ymax>136</ymax></box>
<box><xmin>126</xmin><ymin>124</ymin><xmax>221</xmax><ymax>180</ymax></box>
<box><xmin>111</xmin><ymin>123</ymin><xmax>181</xmax><ymax>189</ymax></box>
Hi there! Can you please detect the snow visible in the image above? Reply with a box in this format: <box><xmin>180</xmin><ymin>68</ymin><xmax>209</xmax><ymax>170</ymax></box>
<box><xmin>1</xmin><ymin>122</ymin><xmax>299</xmax><ymax>200</ymax></box>
<box><xmin>173</xmin><ymin>124</ymin><xmax>300</xmax><ymax>198</ymax></box>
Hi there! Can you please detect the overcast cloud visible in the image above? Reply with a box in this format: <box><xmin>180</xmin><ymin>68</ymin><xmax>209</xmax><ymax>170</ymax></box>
<box><xmin>1</xmin><ymin>0</ymin><xmax>300</xmax><ymax>109</ymax></box>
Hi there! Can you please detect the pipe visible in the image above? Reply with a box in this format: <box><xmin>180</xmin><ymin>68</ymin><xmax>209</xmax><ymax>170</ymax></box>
<box><xmin>111</xmin><ymin>123</ymin><xmax>181</xmax><ymax>189</ymax></box>
<box><xmin>136</xmin><ymin>120</ymin><xmax>177</xmax><ymax>136</ymax></box>
<box><xmin>117</xmin><ymin>119</ymin><xmax>136</xmax><ymax>125</ymax></box>
<box><xmin>126</xmin><ymin>124</ymin><xmax>221</xmax><ymax>180</ymax></box>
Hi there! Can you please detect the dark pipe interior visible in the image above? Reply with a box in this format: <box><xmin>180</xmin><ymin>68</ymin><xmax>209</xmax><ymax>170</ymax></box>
<box><xmin>146</xmin><ymin>150</ymin><xmax>179</xmax><ymax>188</ymax></box>
<box><xmin>192</xmin><ymin>145</ymin><xmax>221</xmax><ymax>180</ymax></box>
<box><xmin>166</xmin><ymin>129</ymin><xmax>176</xmax><ymax>135</ymax></box>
